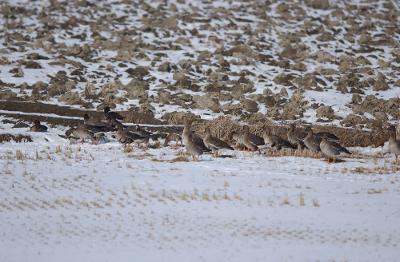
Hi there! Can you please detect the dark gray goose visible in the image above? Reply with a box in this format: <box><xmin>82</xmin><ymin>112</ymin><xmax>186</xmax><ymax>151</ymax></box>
<box><xmin>182</xmin><ymin>118</ymin><xmax>210</xmax><ymax>152</ymax></box>
<box><xmin>242</xmin><ymin>125</ymin><xmax>264</xmax><ymax>146</ymax></box>
<box><xmin>104</xmin><ymin>106</ymin><xmax>124</xmax><ymax>121</ymax></box>
<box><xmin>241</xmin><ymin>126</ymin><xmax>258</xmax><ymax>151</ymax></box>
<box><xmin>388</xmin><ymin>126</ymin><xmax>400</xmax><ymax>160</ymax></box>
<box><xmin>116</xmin><ymin>124</ymin><xmax>148</xmax><ymax>145</ymax></box>
<box><xmin>303</xmin><ymin>127</ymin><xmax>321</xmax><ymax>152</ymax></box>
<box><xmin>203</xmin><ymin>127</ymin><xmax>233</xmax><ymax>155</ymax></box>
<box><xmin>263</xmin><ymin>129</ymin><xmax>295</xmax><ymax>150</ymax></box>
<box><xmin>287</xmin><ymin>124</ymin><xmax>305</xmax><ymax>150</ymax></box>
<box><xmin>30</xmin><ymin>120</ymin><xmax>48</xmax><ymax>132</ymax></box>
<box><xmin>182</xmin><ymin>119</ymin><xmax>204</xmax><ymax>160</ymax></box>
<box><xmin>320</xmin><ymin>136</ymin><xmax>351</xmax><ymax>162</ymax></box>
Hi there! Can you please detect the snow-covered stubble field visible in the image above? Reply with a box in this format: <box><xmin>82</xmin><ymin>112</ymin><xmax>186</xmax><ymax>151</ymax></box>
<box><xmin>0</xmin><ymin>131</ymin><xmax>399</xmax><ymax>261</ymax></box>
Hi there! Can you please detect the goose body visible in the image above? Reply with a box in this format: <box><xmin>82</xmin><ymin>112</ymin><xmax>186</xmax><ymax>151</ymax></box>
<box><xmin>116</xmin><ymin>125</ymin><xmax>148</xmax><ymax>144</ymax></box>
<box><xmin>320</xmin><ymin>138</ymin><xmax>350</xmax><ymax>161</ymax></box>
<box><xmin>241</xmin><ymin>127</ymin><xmax>258</xmax><ymax>151</ymax></box>
<box><xmin>388</xmin><ymin>127</ymin><xmax>400</xmax><ymax>159</ymax></box>
<box><xmin>242</xmin><ymin>125</ymin><xmax>264</xmax><ymax>146</ymax></box>
<box><xmin>104</xmin><ymin>106</ymin><xmax>124</xmax><ymax>121</ymax></box>
<box><xmin>287</xmin><ymin>124</ymin><xmax>305</xmax><ymax>150</ymax></box>
<box><xmin>203</xmin><ymin>127</ymin><xmax>233</xmax><ymax>154</ymax></box>
<box><xmin>164</xmin><ymin>133</ymin><xmax>182</xmax><ymax>146</ymax></box>
<box><xmin>303</xmin><ymin>128</ymin><xmax>321</xmax><ymax>152</ymax></box>
<box><xmin>182</xmin><ymin>119</ymin><xmax>210</xmax><ymax>152</ymax></box>
<box><xmin>389</xmin><ymin>137</ymin><xmax>400</xmax><ymax>158</ymax></box>
<box><xmin>66</xmin><ymin>125</ymin><xmax>97</xmax><ymax>143</ymax></box>
<box><xmin>263</xmin><ymin>132</ymin><xmax>295</xmax><ymax>150</ymax></box>
<box><xmin>182</xmin><ymin>119</ymin><xmax>204</xmax><ymax>160</ymax></box>
<box><xmin>30</xmin><ymin>120</ymin><xmax>47</xmax><ymax>132</ymax></box>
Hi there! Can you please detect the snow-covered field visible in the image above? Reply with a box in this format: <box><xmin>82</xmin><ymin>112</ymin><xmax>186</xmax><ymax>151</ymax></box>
<box><xmin>1</xmin><ymin>0</ymin><xmax>400</xmax><ymax>260</ymax></box>
<box><xmin>0</xmin><ymin>129</ymin><xmax>399</xmax><ymax>261</ymax></box>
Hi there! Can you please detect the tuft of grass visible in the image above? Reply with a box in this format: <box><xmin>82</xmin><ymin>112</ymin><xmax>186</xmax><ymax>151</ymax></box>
<box><xmin>35</xmin><ymin>150</ymin><xmax>41</xmax><ymax>160</ymax></box>
<box><xmin>15</xmin><ymin>150</ymin><xmax>25</xmax><ymax>160</ymax></box>
<box><xmin>299</xmin><ymin>193</ymin><xmax>305</xmax><ymax>206</ymax></box>
<box><xmin>313</xmin><ymin>199</ymin><xmax>320</xmax><ymax>207</ymax></box>
<box><xmin>281</xmin><ymin>194</ymin><xmax>290</xmax><ymax>205</ymax></box>
<box><xmin>55</xmin><ymin>145</ymin><xmax>62</xmax><ymax>154</ymax></box>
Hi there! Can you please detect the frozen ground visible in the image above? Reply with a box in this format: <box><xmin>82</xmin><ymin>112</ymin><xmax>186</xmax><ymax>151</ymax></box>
<box><xmin>0</xmin><ymin>129</ymin><xmax>399</xmax><ymax>261</ymax></box>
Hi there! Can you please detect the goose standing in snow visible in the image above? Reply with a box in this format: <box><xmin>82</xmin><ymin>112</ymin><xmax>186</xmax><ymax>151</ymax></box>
<box><xmin>241</xmin><ymin>126</ymin><xmax>259</xmax><ymax>152</ymax></box>
<box><xmin>65</xmin><ymin>125</ymin><xmax>97</xmax><ymax>143</ymax></box>
<box><xmin>287</xmin><ymin>124</ymin><xmax>305</xmax><ymax>150</ymax></box>
<box><xmin>320</xmin><ymin>136</ymin><xmax>351</xmax><ymax>162</ymax></box>
<box><xmin>182</xmin><ymin>119</ymin><xmax>204</xmax><ymax>160</ymax></box>
<box><xmin>242</xmin><ymin>125</ymin><xmax>264</xmax><ymax>146</ymax></box>
<box><xmin>116</xmin><ymin>124</ymin><xmax>148</xmax><ymax>145</ymax></box>
<box><xmin>263</xmin><ymin>129</ymin><xmax>295</xmax><ymax>150</ymax></box>
<box><xmin>388</xmin><ymin>126</ymin><xmax>400</xmax><ymax>160</ymax></box>
<box><xmin>182</xmin><ymin>118</ymin><xmax>210</xmax><ymax>152</ymax></box>
<box><xmin>303</xmin><ymin>127</ymin><xmax>321</xmax><ymax>152</ymax></box>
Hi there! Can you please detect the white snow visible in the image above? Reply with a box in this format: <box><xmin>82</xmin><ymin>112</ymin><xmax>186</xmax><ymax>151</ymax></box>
<box><xmin>0</xmin><ymin>128</ymin><xmax>399</xmax><ymax>262</ymax></box>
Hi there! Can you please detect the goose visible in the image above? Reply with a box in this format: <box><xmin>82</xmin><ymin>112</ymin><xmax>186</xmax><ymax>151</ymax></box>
<box><xmin>132</xmin><ymin>125</ymin><xmax>152</xmax><ymax>139</ymax></box>
<box><xmin>320</xmin><ymin>136</ymin><xmax>351</xmax><ymax>162</ymax></box>
<box><xmin>182</xmin><ymin>119</ymin><xmax>204</xmax><ymax>160</ymax></box>
<box><xmin>263</xmin><ymin>129</ymin><xmax>295</xmax><ymax>150</ymax></box>
<box><xmin>116</xmin><ymin>124</ymin><xmax>148</xmax><ymax>144</ymax></box>
<box><xmin>287</xmin><ymin>124</ymin><xmax>305</xmax><ymax>150</ymax></box>
<box><xmin>104</xmin><ymin>106</ymin><xmax>124</xmax><ymax>121</ymax></box>
<box><xmin>65</xmin><ymin>124</ymin><xmax>97</xmax><ymax>143</ymax></box>
<box><xmin>30</xmin><ymin>120</ymin><xmax>47</xmax><ymax>132</ymax></box>
<box><xmin>182</xmin><ymin>118</ymin><xmax>210</xmax><ymax>152</ymax></box>
<box><xmin>241</xmin><ymin>126</ymin><xmax>258</xmax><ymax>152</ymax></box>
<box><xmin>388</xmin><ymin>126</ymin><xmax>400</xmax><ymax>160</ymax></box>
<box><xmin>242</xmin><ymin>125</ymin><xmax>264</xmax><ymax>146</ymax></box>
<box><xmin>303</xmin><ymin>127</ymin><xmax>321</xmax><ymax>152</ymax></box>
<box><xmin>203</xmin><ymin>127</ymin><xmax>233</xmax><ymax>156</ymax></box>
<box><xmin>185</xmin><ymin>131</ymin><xmax>203</xmax><ymax>160</ymax></box>
<box><xmin>229</xmin><ymin>131</ymin><xmax>247</xmax><ymax>150</ymax></box>
<box><xmin>163</xmin><ymin>132</ymin><xmax>182</xmax><ymax>147</ymax></box>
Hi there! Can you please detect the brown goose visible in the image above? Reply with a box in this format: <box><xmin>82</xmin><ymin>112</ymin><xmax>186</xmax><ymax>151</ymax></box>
<box><xmin>185</xmin><ymin>131</ymin><xmax>203</xmax><ymax>160</ymax></box>
<box><xmin>182</xmin><ymin>118</ymin><xmax>210</xmax><ymax>152</ymax></box>
<box><xmin>116</xmin><ymin>124</ymin><xmax>148</xmax><ymax>144</ymax></box>
<box><xmin>287</xmin><ymin>124</ymin><xmax>305</xmax><ymax>150</ymax></box>
<box><xmin>163</xmin><ymin>133</ymin><xmax>182</xmax><ymax>147</ymax></box>
<box><xmin>203</xmin><ymin>127</ymin><xmax>233</xmax><ymax>155</ymax></box>
<box><xmin>182</xmin><ymin>119</ymin><xmax>204</xmax><ymax>160</ymax></box>
<box><xmin>241</xmin><ymin>126</ymin><xmax>258</xmax><ymax>151</ymax></box>
<box><xmin>242</xmin><ymin>125</ymin><xmax>264</xmax><ymax>146</ymax></box>
<box><xmin>263</xmin><ymin>129</ymin><xmax>295</xmax><ymax>150</ymax></box>
<box><xmin>229</xmin><ymin>131</ymin><xmax>247</xmax><ymax>150</ymax></box>
<box><xmin>104</xmin><ymin>106</ymin><xmax>124</xmax><ymax>121</ymax></box>
<box><xmin>303</xmin><ymin>127</ymin><xmax>321</xmax><ymax>152</ymax></box>
<box><xmin>65</xmin><ymin>124</ymin><xmax>97</xmax><ymax>143</ymax></box>
<box><xmin>83</xmin><ymin>113</ymin><xmax>109</xmax><ymax>132</ymax></box>
<box><xmin>388</xmin><ymin>126</ymin><xmax>400</xmax><ymax>160</ymax></box>
<box><xmin>320</xmin><ymin>136</ymin><xmax>351</xmax><ymax>162</ymax></box>
<box><xmin>30</xmin><ymin>120</ymin><xmax>47</xmax><ymax>132</ymax></box>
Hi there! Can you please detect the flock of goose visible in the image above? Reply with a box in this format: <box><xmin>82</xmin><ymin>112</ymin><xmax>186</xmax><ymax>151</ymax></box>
<box><xmin>28</xmin><ymin>108</ymin><xmax>400</xmax><ymax>162</ymax></box>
